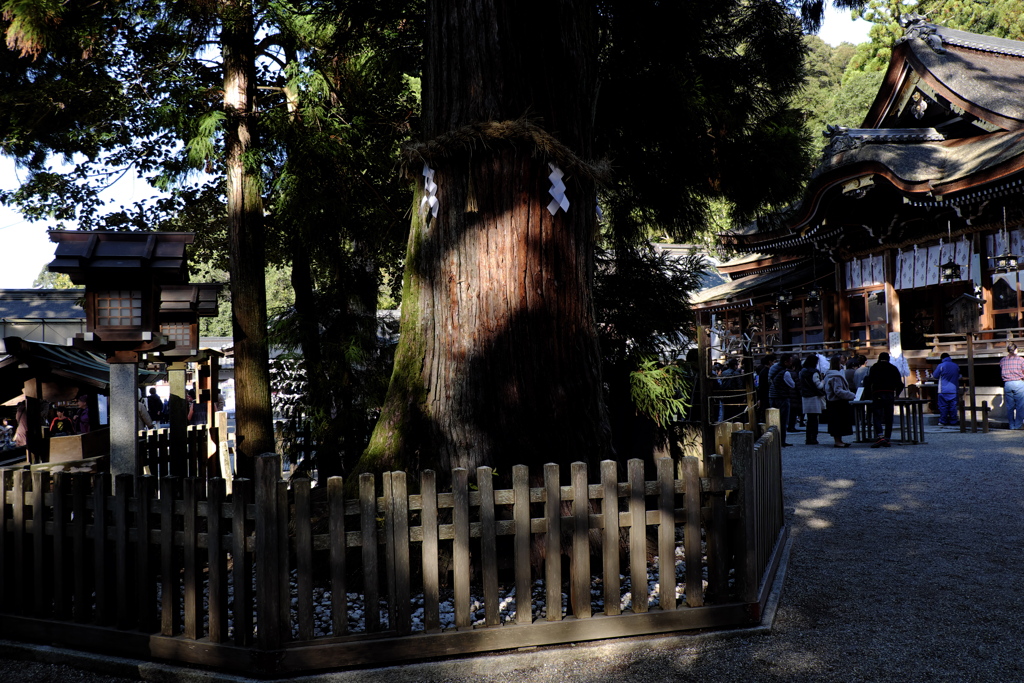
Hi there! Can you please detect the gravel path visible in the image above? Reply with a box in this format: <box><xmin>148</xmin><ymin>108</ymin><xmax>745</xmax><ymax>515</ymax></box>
<box><xmin>3</xmin><ymin>427</ymin><xmax>1023</xmax><ymax>682</ymax></box>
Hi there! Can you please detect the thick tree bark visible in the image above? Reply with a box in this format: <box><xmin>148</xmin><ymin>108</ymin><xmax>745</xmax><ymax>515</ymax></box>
<box><xmin>221</xmin><ymin>0</ymin><xmax>275</xmax><ymax>475</ymax></box>
<box><xmin>359</xmin><ymin>0</ymin><xmax>611</xmax><ymax>480</ymax></box>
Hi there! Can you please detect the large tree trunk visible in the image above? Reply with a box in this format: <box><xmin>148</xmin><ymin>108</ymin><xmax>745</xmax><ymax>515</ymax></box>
<box><xmin>358</xmin><ymin>0</ymin><xmax>611</xmax><ymax>481</ymax></box>
<box><xmin>221</xmin><ymin>0</ymin><xmax>275</xmax><ymax>475</ymax></box>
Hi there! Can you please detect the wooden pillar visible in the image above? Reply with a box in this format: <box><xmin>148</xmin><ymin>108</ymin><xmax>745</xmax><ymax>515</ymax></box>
<box><xmin>698</xmin><ymin>326</ymin><xmax>714</xmax><ymax>457</ymax></box>
<box><xmin>884</xmin><ymin>249</ymin><xmax>901</xmax><ymax>339</ymax></box>
<box><xmin>835</xmin><ymin>262</ymin><xmax>851</xmax><ymax>344</ymax></box>
<box><xmin>967</xmin><ymin>331</ymin><xmax>978</xmax><ymax>431</ymax></box>
<box><xmin>977</xmin><ymin>232</ymin><xmax>995</xmax><ymax>330</ymax></box>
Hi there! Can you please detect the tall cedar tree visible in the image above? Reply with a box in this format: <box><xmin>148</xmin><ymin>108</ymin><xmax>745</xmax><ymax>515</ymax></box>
<box><xmin>220</xmin><ymin>0</ymin><xmax>275</xmax><ymax>472</ymax></box>
<box><xmin>356</xmin><ymin>0</ymin><xmax>819</xmax><ymax>481</ymax></box>
<box><xmin>357</xmin><ymin>0</ymin><xmax>611</xmax><ymax>481</ymax></box>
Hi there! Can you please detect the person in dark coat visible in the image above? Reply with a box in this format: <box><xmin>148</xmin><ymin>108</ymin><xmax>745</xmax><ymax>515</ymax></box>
<box><xmin>864</xmin><ymin>351</ymin><xmax>904</xmax><ymax>447</ymax></box>
<box><xmin>787</xmin><ymin>357</ymin><xmax>804</xmax><ymax>432</ymax></box>
<box><xmin>824</xmin><ymin>355</ymin><xmax>856</xmax><ymax>447</ymax></box>
<box><xmin>767</xmin><ymin>355</ymin><xmax>795</xmax><ymax>447</ymax></box>
<box><xmin>146</xmin><ymin>387</ymin><xmax>164</xmax><ymax>423</ymax></box>
<box><xmin>933</xmin><ymin>352</ymin><xmax>961</xmax><ymax>426</ymax></box>
<box><xmin>798</xmin><ymin>355</ymin><xmax>825</xmax><ymax>445</ymax></box>
<box><xmin>755</xmin><ymin>354</ymin><xmax>776</xmax><ymax>424</ymax></box>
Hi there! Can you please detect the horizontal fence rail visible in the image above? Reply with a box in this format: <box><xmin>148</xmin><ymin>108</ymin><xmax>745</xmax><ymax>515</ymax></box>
<box><xmin>0</xmin><ymin>432</ymin><xmax>786</xmax><ymax>677</ymax></box>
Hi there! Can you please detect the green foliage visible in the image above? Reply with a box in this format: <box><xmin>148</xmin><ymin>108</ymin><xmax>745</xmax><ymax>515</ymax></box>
<box><xmin>797</xmin><ymin>35</ymin><xmax>886</xmax><ymax>155</ymax></box>
<box><xmin>594</xmin><ymin>245</ymin><xmax>706</xmax><ymax>446</ymax></box>
<box><xmin>629</xmin><ymin>358</ymin><xmax>692</xmax><ymax>428</ymax></box>
<box><xmin>919</xmin><ymin>0</ymin><xmax>1024</xmax><ymax>40</ymax></box>
<box><xmin>847</xmin><ymin>0</ymin><xmax>915</xmax><ymax>72</ymax></box>
<box><xmin>597</xmin><ymin>0</ymin><xmax>814</xmax><ymax>245</ymax></box>
<box><xmin>31</xmin><ymin>266</ymin><xmax>74</xmax><ymax>289</ymax></box>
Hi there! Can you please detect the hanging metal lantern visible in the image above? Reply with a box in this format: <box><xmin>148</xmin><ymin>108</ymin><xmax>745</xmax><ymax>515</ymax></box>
<box><xmin>939</xmin><ymin>259</ymin><xmax>962</xmax><ymax>283</ymax></box>
<box><xmin>806</xmin><ymin>284</ymin><xmax>823</xmax><ymax>301</ymax></box>
<box><xmin>992</xmin><ymin>251</ymin><xmax>1019</xmax><ymax>273</ymax></box>
<box><xmin>938</xmin><ymin>221</ymin><xmax>962</xmax><ymax>283</ymax></box>
<box><xmin>777</xmin><ymin>290</ymin><xmax>793</xmax><ymax>304</ymax></box>
<box><xmin>992</xmin><ymin>208</ymin><xmax>1018</xmax><ymax>273</ymax></box>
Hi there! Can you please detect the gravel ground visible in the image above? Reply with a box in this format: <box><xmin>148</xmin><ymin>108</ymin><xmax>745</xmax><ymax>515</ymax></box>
<box><xmin>2</xmin><ymin>426</ymin><xmax>1023</xmax><ymax>682</ymax></box>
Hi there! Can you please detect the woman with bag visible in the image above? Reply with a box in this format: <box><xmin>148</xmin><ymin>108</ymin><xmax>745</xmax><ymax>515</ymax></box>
<box><xmin>798</xmin><ymin>355</ymin><xmax>826</xmax><ymax>445</ymax></box>
<box><xmin>824</xmin><ymin>355</ymin><xmax>857</xmax><ymax>448</ymax></box>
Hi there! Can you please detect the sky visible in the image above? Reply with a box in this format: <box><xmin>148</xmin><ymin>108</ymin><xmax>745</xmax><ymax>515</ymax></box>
<box><xmin>0</xmin><ymin>5</ymin><xmax>872</xmax><ymax>291</ymax></box>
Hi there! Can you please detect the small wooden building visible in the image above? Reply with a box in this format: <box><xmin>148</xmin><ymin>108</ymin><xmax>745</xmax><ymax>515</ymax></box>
<box><xmin>699</xmin><ymin>18</ymin><xmax>1024</xmax><ymax>413</ymax></box>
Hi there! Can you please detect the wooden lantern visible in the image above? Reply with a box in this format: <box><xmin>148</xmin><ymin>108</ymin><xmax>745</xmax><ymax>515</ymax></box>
<box><xmin>157</xmin><ymin>283</ymin><xmax>221</xmax><ymax>359</ymax></box>
<box><xmin>47</xmin><ymin>231</ymin><xmax>194</xmax><ymax>358</ymax></box>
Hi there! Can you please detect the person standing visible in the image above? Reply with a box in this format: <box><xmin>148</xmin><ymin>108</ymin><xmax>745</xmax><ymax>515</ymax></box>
<box><xmin>798</xmin><ymin>355</ymin><xmax>825</xmax><ymax>445</ymax></box>
<box><xmin>49</xmin><ymin>407</ymin><xmax>75</xmax><ymax>437</ymax></box>
<box><xmin>755</xmin><ymin>354</ymin><xmax>776</xmax><ymax>424</ymax></box>
<box><xmin>933</xmin><ymin>353</ymin><xmax>961</xmax><ymax>427</ymax></box>
<box><xmin>787</xmin><ymin>356</ymin><xmax>803</xmax><ymax>432</ymax></box>
<box><xmin>146</xmin><ymin>387</ymin><xmax>163</xmax><ymax>424</ymax></box>
<box><xmin>767</xmin><ymin>355</ymin><xmax>795</xmax><ymax>447</ymax></box>
<box><xmin>1000</xmin><ymin>343</ymin><xmax>1024</xmax><ymax>430</ymax></box>
<box><xmin>75</xmin><ymin>395</ymin><xmax>91</xmax><ymax>434</ymax></box>
<box><xmin>824</xmin><ymin>355</ymin><xmax>856</xmax><ymax>447</ymax></box>
<box><xmin>865</xmin><ymin>351</ymin><xmax>904</xmax><ymax>447</ymax></box>
<box><xmin>852</xmin><ymin>354</ymin><xmax>870</xmax><ymax>390</ymax></box>
<box><xmin>719</xmin><ymin>357</ymin><xmax>744</xmax><ymax>422</ymax></box>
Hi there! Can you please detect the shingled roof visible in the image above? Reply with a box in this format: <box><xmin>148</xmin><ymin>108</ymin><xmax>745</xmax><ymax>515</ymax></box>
<box><xmin>723</xmin><ymin>18</ymin><xmax>1024</xmax><ymax>259</ymax></box>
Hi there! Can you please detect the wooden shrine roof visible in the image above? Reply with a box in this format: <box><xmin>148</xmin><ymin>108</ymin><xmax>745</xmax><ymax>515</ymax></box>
<box><xmin>721</xmin><ymin>19</ymin><xmax>1024</xmax><ymax>261</ymax></box>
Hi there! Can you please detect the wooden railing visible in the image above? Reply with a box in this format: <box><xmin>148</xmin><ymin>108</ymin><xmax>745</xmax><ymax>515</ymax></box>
<box><xmin>928</xmin><ymin>328</ymin><xmax>1024</xmax><ymax>358</ymax></box>
<box><xmin>0</xmin><ymin>433</ymin><xmax>786</xmax><ymax>677</ymax></box>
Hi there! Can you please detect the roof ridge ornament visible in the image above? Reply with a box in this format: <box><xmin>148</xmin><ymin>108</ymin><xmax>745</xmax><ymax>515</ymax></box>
<box><xmin>822</xmin><ymin>125</ymin><xmax>862</xmax><ymax>157</ymax></box>
<box><xmin>897</xmin><ymin>13</ymin><xmax>946</xmax><ymax>54</ymax></box>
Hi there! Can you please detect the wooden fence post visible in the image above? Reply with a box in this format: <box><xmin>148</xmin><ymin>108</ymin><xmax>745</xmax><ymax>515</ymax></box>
<box><xmin>544</xmin><ymin>463</ymin><xmax>561</xmax><ymax>622</ymax></box>
<box><xmin>420</xmin><ymin>470</ymin><xmax>440</xmax><ymax>632</ymax></box>
<box><xmin>477</xmin><ymin>466</ymin><xmax>500</xmax><ymax>627</ymax></box>
<box><xmin>232</xmin><ymin>477</ymin><xmax>253</xmax><ymax>646</ymax></box>
<box><xmin>656</xmin><ymin>457</ymin><xmax>676</xmax><ymax>611</ymax></box>
<box><xmin>570</xmin><ymin>461</ymin><xmax>590</xmax><ymax>619</ymax></box>
<box><xmin>182</xmin><ymin>476</ymin><xmax>200</xmax><ymax>639</ymax></box>
<box><xmin>207</xmin><ymin>477</ymin><xmax>228</xmax><ymax>643</ymax></box>
<box><xmin>681</xmin><ymin>456</ymin><xmax>703</xmax><ymax>607</ymax></box>
<box><xmin>600</xmin><ymin>460</ymin><xmax>621</xmax><ymax>616</ymax></box>
<box><xmin>215</xmin><ymin>411</ymin><xmax>232</xmax><ymax>494</ymax></box>
<box><xmin>135</xmin><ymin>475</ymin><xmax>156</xmax><ymax>634</ymax></box>
<box><xmin>730</xmin><ymin>430</ymin><xmax>759</xmax><ymax>603</ymax></box>
<box><xmin>627</xmin><ymin>458</ymin><xmax>647</xmax><ymax>614</ymax></box>
<box><xmin>359</xmin><ymin>472</ymin><xmax>380</xmax><ymax>633</ymax></box>
<box><xmin>31</xmin><ymin>470</ymin><xmax>48</xmax><ymax>617</ymax></box>
<box><xmin>512</xmin><ymin>464</ymin><xmax>532</xmax><ymax>625</ymax></box>
<box><xmin>160</xmin><ymin>476</ymin><xmax>181</xmax><ymax>636</ymax></box>
<box><xmin>384</xmin><ymin>470</ymin><xmax>412</xmax><ymax>635</ymax></box>
<box><xmin>255</xmin><ymin>453</ymin><xmax>282</xmax><ymax>650</ymax></box>
<box><xmin>452</xmin><ymin>468</ymin><xmax>471</xmax><ymax>630</ymax></box>
<box><xmin>54</xmin><ymin>472</ymin><xmax>72</xmax><ymax>616</ymax></box>
<box><xmin>704</xmin><ymin>454</ymin><xmax>727</xmax><ymax>601</ymax></box>
<box><xmin>327</xmin><ymin>476</ymin><xmax>348</xmax><ymax>637</ymax></box>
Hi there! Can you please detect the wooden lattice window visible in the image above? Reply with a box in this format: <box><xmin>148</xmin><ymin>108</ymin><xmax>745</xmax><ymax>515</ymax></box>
<box><xmin>95</xmin><ymin>290</ymin><xmax>143</xmax><ymax>327</ymax></box>
<box><xmin>160</xmin><ymin>322</ymin><xmax>193</xmax><ymax>349</ymax></box>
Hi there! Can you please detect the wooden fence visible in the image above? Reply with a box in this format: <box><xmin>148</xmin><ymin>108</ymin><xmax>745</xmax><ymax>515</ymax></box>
<box><xmin>0</xmin><ymin>429</ymin><xmax>786</xmax><ymax>677</ymax></box>
<box><xmin>137</xmin><ymin>411</ymin><xmax>234</xmax><ymax>482</ymax></box>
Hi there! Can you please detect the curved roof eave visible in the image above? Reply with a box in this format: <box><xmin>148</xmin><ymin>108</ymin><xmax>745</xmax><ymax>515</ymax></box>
<box><xmin>864</xmin><ymin>28</ymin><xmax>1024</xmax><ymax>131</ymax></box>
<box><xmin>787</xmin><ymin>131</ymin><xmax>1024</xmax><ymax>232</ymax></box>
